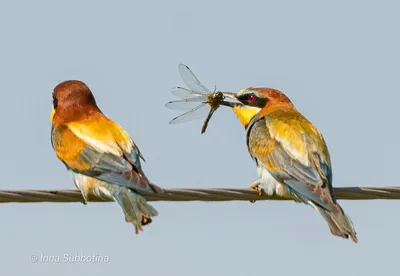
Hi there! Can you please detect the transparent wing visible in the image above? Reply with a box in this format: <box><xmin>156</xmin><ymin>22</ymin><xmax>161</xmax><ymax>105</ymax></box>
<box><xmin>171</xmin><ymin>86</ymin><xmax>204</xmax><ymax>99</ymax></box>
<box><xmin>178</xmin><ymin>64</ymin><xmax>210</xmax><ymax>93</ymax></box>
<box><xmin>168</xmin><ymin>103</ymin><xmax>210</xmax><ymax>124</ymax></box>
<box><xmin>165</xmin><ymin>96</ymin><xmax>208</xmax><ymax>110</ymax></box>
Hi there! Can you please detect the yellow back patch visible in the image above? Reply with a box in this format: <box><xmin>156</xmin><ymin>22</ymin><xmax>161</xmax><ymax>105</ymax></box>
<box><xmin>67</xmin><ymin>115</ymin><xmax>133</xmax><ymax>156</ymax></box>
<box><xmin>267</xmin><ymin>116</ymin><xmax>310</xmax><ymax>166</ymax></box>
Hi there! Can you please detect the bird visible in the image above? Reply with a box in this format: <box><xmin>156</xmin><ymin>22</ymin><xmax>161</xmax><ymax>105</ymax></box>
<box><xmin>50</xmin><ymin>80</ymin><xmax>163</xmax><ymax>234</ymax></box>
<box><xmin>220</xmin><ymin>88</ymin><xmax>358</xmax><ymax>242</ymax></box>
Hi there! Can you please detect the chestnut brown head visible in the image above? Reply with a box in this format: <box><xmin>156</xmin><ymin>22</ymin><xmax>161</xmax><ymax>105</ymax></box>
<box><xmin>50</xmin><ymin>80</ymin><xmax>101</xmax><ymax>125</ymax></box>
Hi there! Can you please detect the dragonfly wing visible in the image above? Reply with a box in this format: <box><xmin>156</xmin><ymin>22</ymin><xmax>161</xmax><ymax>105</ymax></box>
<box><xmin>178</xmin><ymin>64</ymin><xmax>210</xmax><ymax>93</ymax></box>
<box><xmin>171</xmin><ymin>86</ymin><xmax>203</xmax><ymax>99</ymax></box>
<box><xmin>165</xmin><ymin>97</ymin><xmax>208</xmax><ymax>110</ymax></box>
<box><xmin>168</xmin><ymin>103</ymin><xmax>210</xmax><ymax>124</ymax></box>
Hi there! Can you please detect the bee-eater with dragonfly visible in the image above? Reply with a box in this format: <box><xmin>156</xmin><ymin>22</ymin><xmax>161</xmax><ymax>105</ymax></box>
<box><xmin>165</xmin><ymin>64</ymin><xmax>357</xmax><ymax>242</ymax></box>
<box><xmin>220</xmin><ymin>88</ymin><xmax>358</xmax><ymax>242</ymax></box>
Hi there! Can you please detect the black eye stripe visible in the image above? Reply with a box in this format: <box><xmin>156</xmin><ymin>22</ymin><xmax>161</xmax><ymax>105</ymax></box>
<box><xmin>238</xmin><ymin>93</ymin><xmax>253</xmax><ymax>101</ymax></box>
<box><xmin>238</xmin><ymin>93</ymin><xmax>268</xmax><ymax>108</ymax></box>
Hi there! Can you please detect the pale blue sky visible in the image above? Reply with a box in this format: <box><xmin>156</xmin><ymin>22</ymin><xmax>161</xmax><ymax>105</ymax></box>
<box><xmin>0</xmin><ymin>0</ymin><xmax>398</xmax><ymax>275</ymax></box>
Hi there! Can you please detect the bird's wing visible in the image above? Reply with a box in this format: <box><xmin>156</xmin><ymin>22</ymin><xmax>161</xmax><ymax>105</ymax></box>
<box><xmin>52</xmin><ymin>116</ymin><xmax>154</xmax><ymax>193</ymax></box>
<box><xmin>248</xmin><ymin>111</ymin><xmax>334</xmax><ymax>211</ymax></box>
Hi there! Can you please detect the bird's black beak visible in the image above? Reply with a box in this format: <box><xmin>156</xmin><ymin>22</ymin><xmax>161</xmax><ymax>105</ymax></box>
<box><xmin>222</xmin><ymin>92</ymin><xmax>237</xmax><ymax>100</ymax></box>
<box><xmin>219</xmin><ymin>92</ymin><xmax>242</xmax><ymax>108</ymax></box>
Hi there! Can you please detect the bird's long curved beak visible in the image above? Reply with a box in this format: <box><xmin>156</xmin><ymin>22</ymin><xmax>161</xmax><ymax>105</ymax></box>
<box><xmin>219</xmin><ymin>92</ymin><xmax>241</xmax><ymax>108</ymax></box>
<box><xmin>221</xmin><ymin>92</ymin><xmax>237</xmax><ymax>100</ymax></box>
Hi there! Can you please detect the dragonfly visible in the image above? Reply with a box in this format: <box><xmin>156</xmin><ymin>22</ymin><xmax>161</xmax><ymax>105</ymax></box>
<box><xmin>165</xmin><ymin>64</ymin><xmax>226</xmax><ymax>134</ymax></box>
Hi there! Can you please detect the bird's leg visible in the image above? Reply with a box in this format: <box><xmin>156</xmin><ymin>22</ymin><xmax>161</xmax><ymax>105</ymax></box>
<box><xmin>248</xmin><ymin>179</ymin><xmax>263</xmax><ymax>203</ymax></box>
<box><xmin>71</xmin><ymin>179</ymin><xmax>89</xmax><ymax>205</ymax></box>
<box><xmin>80</xmin><ymin>193</ymin><xmax>89</xmax><ymax>205</ymax></box>
<box><xmin>78</xmin><ymin>189</ymin><xmax>90</xmax><ymax>205</ymax></box>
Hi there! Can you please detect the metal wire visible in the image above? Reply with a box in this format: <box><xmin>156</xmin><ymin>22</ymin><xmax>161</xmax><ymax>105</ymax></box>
<box><xmin>0</xmin><ymin>186</ymin><xmax>399</xmax><ymax>203</ymax></box>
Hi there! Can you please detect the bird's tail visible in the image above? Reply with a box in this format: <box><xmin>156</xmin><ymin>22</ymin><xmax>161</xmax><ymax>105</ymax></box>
<box><xmin>311</xmin><ymin>201</ymin><xmax>358</xmax><ymax>243</ymax></box>
<box><xmin>98</xmin><ymin>183</ymin><xmax>158</xmax><ymax>234</ymax></box>
<box><xmin>100</xmin><ymin>169</ymin><xmax>164</xmax><ymax>195</ymax></box>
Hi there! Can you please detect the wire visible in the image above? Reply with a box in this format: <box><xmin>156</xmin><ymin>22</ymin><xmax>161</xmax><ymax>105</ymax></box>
<box><xmin>0</xmin><ymin>186</ymin><xmax>399</xmax><ymax>203</ymax></box>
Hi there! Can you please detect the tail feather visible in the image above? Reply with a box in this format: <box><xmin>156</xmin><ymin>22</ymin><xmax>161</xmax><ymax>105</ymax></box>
<box><xmin>100</xmin><ymin>183</ymin><xmax>158</xmax><ymax>234</ymax></box>
<box><xmin>284</xmin><ymin>182</ymin><xmax>357</xmax><ymax>242</ymax></box>
<box><xmin>136</xmin><ymin>193</ymin><xmax>159</xmax><ymax>217</ymax></box>
<box><xmin>309</xmin><ymin>201</ymin><xmax>358</xmax><ymax>243</ymax></box>
<box><xmin>97</xmin><ymin>170</ymin><xmax>164</xmax><ymax>195</ymax></box>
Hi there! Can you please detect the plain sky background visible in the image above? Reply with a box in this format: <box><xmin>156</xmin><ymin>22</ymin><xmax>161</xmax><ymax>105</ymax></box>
<box><xmin>0</xmin><ymin>0</ymin><xmax>398</xmax><ymax>275</ymax></box>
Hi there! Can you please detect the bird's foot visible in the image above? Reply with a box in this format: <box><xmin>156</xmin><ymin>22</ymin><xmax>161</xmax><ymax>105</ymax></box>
<box><xmin>249</xmin><ymin>179</ymin><xmax>263</xmax><ymax>195</ymax></box>
<box><xmin>249</xmin><ymin>179</ymin><xmax>263</xmax><ymax>203</ymax></box>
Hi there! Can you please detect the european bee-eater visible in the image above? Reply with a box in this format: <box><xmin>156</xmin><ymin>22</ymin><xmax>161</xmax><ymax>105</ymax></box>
<box><xmin>221</xmin><ymin>88</ymin><xmax>358</xmax><ymax>242</ymax></box>
<box><xmin>50</xmin><ymin>80</ymin><xmax>163</xmax><ymax>234</ymax></box>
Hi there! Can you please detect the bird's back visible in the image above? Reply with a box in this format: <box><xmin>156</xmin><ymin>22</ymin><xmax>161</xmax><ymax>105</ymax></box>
<box><xmin>263</xmin><ymin>108</ymin><xmax>331</xmax><ymax>171</ymax></box>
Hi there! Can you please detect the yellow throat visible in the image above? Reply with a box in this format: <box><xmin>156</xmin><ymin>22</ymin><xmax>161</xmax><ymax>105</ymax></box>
<box><xmin>50</xmin><ymin>106</ymin><xmax>55</xmax><ymax>122</ymax></box>
<box><xmin>232</xmin><ymin>105</ymin><xmax>261</xmax><ymax>127</ymax></box>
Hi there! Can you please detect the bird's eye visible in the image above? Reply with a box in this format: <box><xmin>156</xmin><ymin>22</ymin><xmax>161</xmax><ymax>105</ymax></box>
<box><xmin>247</xmin><ymin>94</ymin><xmax>256</xmax><ymax>103</ymax></box>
